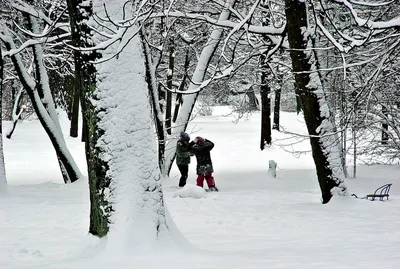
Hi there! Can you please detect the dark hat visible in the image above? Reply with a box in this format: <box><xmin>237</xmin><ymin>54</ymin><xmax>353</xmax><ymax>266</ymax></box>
<box><xmin>180</xmin><ymin>132</ymin><xmax>190</xmax><ymax>142</ymax></box>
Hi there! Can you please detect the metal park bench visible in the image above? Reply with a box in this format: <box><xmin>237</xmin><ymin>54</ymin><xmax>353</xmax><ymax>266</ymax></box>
<box><xmin>351</xmin><ymin>183</ymin><xmax>392</xmax><ymax>201</ymax></box>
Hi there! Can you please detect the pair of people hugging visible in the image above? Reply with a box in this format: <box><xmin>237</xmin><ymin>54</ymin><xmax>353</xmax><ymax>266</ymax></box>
<box><xmin>176</xmin><ymin>132</ymin><xmax>218</xmax><ymax>192</ymax></box>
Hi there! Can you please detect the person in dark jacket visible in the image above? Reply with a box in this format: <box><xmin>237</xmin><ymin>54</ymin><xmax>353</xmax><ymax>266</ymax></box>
<box><xmin>189</xmin><ymin>136</ymin><xmax>218</xmax><ymax>191</ymax></box>
<box><xmin>176</xmin><ymin>132</ymin><xmax>191</xmax><ymax>187</ymax></box>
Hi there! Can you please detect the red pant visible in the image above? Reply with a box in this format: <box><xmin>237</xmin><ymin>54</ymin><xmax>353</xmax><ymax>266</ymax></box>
<box><xmin>197</xmin><ymin>173</ymin><xmax>215</xmax><ymax>188</ymax></box>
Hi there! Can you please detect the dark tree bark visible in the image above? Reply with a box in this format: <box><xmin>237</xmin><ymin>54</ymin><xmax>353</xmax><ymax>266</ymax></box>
<box><xmin>273</xmin><ymin>86</ymin><xmax>281</xmax><ymax>131</ymax></box>
<box><xmin>381</xmin><ymin>105</ymin><xmax>389</xmax><ymax>145</ymax></box>
<box><xmin>172</xmin><ymin>50</ymin><xmax>190</xmax><ymax>123</ymax></box>
<box><xmin>284</xmin><ymin>0</ymin><xmax>347</xmax><ymax>203</ymax></box>
<box><xmin>260</xmin><ymin>54</ymin><xmax>272</xmax><ymax>150</ymax></box>
<box><xmin>166</xmin><ymin>38</ymin><xmax>174</xmax><ymax>135</ymax></box>
<box><xmin>66</xmin><ymin>0</ymin><xmax>82</xmax><ymax>139</ymax></box>
<box><xmin>141</xmin><ymin>30</ymin><xmax>166</xmax><ymax>173</ymax></box>
<box><xmin>70</xmin><ymin>78</ymin><xmax>79</xmax><ymax>138</ymax></box>
<box><xmin>6</xmin><ymin>109</ymin><xmax>25</xmax><ymax>139</ymax></box>
<box><xmin>66</xmin><ymin>0</ymin><xmax>109</xmax><ymax>235</ymax></box>
<box><xmin>66</xmin><ymin>0</ymin><xmax>88</xmax><ymax>142</ymax></box>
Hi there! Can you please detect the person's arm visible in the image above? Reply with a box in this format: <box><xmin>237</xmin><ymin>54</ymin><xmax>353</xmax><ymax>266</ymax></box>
<box><xmin>191</xmin><ymin>140</ymin><xmax>214</xmax><ymax>153</ymax></box>
<box><xmin>202</xmin><ymin>140</ymin><xmax>214</xmax><ymax>151</ymax></box>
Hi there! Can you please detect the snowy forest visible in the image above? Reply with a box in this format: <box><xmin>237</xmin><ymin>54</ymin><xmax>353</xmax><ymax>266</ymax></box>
<box><xmin>1</xmin><ymin>0</ymin><xmax>400</xmax><ymax>268</ymax></box>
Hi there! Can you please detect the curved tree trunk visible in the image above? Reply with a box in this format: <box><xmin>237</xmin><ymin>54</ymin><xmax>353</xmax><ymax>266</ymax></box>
<box><xmin>284</xmin><ymin>0</ymin><xmax>347</xmax><ymax>203</ymax></box>
<box><xmin>3</xmin><ymin>31</ymin><xmax>82</xmax><ymax>184</ymax></box>
<box><xmin>30</xmin><ymin>16</ymin><xmax>81</xmax><ymax>183</ymax></box>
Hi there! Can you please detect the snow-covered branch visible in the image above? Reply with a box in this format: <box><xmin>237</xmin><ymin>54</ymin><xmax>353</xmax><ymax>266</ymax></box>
<box><xmin>329</xmin><ymin>0</ymin><xmax>400</xmax><ymax>29</ymax></box>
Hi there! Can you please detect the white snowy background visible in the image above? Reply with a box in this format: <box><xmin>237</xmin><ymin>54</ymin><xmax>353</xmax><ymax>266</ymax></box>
<box><xmin>1</xmin><ymin>107</ymin><xmax>399</xmax><ymax>269</ymax></box>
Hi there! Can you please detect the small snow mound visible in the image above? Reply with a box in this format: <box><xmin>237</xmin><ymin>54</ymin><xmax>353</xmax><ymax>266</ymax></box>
<box><xmin>331</xmin><ymin>186</ymin><xmax>347</xmax><ymax>196</ymax></box>
<box><xmin>173</xmin><ymin>184</ymin><xmax>207</xmax><ymax>199</ymax></box>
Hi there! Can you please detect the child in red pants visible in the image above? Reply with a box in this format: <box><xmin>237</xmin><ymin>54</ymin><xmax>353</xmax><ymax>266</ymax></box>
<box><xmin>189</xmin><ymin>136</ymin><xmax>218</xmax><ymax>192</ymax></box>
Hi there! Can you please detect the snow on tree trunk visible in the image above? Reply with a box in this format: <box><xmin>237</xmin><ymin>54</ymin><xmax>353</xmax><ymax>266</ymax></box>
<box><xmin>164</xmin><ymin>0</ymin><xmax>236</xmax><ymax>174</ymax></box>
<box><xmin>29</xmin><ymin>16</ymin><xmax>82</xmax><ymax>184</ymax></box>
<box><xmin>88</xmin><ymin>0</ymin><xmax>167</xmax><ymax>246</ymax></box>
<box><xmin>284</xmin><ymin>0</ymin><xmax>347</xmax><ymax>204</ymax></box>
<box><xmin>0</xmin><ymin>46</ymin><xmax>6</xmax><ymax>191</ymax></box>
<box><xmin>0</xmin><ymin>29</ymin><xmax>82</xmax><ymax>183</ymax></box>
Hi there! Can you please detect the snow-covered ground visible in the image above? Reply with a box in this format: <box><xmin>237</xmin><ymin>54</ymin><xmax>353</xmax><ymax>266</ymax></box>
<box><xmin>1</xmin><ymin>107</ymin><xmax>400</xmax><ymax>269</ymax></box>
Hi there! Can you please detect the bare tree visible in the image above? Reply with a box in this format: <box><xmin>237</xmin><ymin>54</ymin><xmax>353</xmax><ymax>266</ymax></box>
<box><xmin>284</xmin><ymin>0</ymin><xmax>347</xmax><ymax>203</ymax></box>
<box><xmin>0</xmin><ymin>1</ymin><xmax>82</xmax><ymax>183</ymax></box>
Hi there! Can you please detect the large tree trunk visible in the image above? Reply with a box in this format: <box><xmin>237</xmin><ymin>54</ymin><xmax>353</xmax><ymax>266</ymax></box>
<box><xmin>85</xmin><ymin>0</ymin><xmax>167</xmax><ymax>244</ymax></box>
<box><xmin>284</xmin><ymin>0</ymin><xmax>347</xmax><ymax>203</ymax></box>
<box><xmin>65</xmin><ymin>0</ymin><xmax>109</xmax><ymax>234</ymax></box>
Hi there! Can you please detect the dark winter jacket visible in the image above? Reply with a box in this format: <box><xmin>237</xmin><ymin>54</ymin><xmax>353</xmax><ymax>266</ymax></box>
<box><xmin>189</xmin><ymin>139</ymin><xmax>214</xmax><ymax>175</ymax></box>
<box><xmin>176</xmin><ymin>139</ymin><xmax>191</xmax><ymax>165</ymax></box>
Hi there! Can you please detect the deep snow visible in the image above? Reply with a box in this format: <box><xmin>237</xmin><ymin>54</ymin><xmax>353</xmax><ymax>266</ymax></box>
<box><xmin>1</xmin><ymin>107</ymin><xmax>400</xmax><ymax>269</ymax></box>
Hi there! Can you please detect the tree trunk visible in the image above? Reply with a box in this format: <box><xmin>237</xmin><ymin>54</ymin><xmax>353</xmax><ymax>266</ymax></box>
<box><xmin>0</xmin><ymin>46</ymin><xmax>7</xmax><ymax>190</ymax></box>
<box><xmin>246</xmin><ymin>87</ymin><xmax>259</xmax><ymax>111</ymax></box>
<box><xmin>6</xmin><ymin>118</ymin><xmax>20</xmax><ymax>139</ymax></box>
<box><xmin>85</xmin><ymin>1</ymin><xmax>167</xmax><ymax>244</ymax></box>
<box><xmin>260</xmin><ymin>54</ymin><xmax>272</xmax><ymax>150</ymax></box>
<box><xmin>7</xmin><ymin>64</ymin><xmax>31</xmax><ymax>139</ymax></box>
<box><xmin>284</xmin><ymin>0</ymin><xmax>347</xmax><ymax>203</ymax></box>
<box><xmin>65</xmin><ymin>0</ymin><xmax>110</xmax><ymax>234</ymax></box>
<box><xmin>141</xmin><ymin>30</ymin><xmax>166</xmax><ymax>174</ymax></box>
<box><xmin>352</xmin><ymin>111</ymin><xmax>357</xmax><ymax>178</ymax></box>
<box><xmin>70</xmin><ymin>77</ymin><xmax>79</xmax><ymax>138</ymax></box>
<box><xmin>273</xmin><ymin>87</ymin><xmax>281</xmax><ymax>131</ymax></box>
<box><xmin>3</xmin><ymin>12</ymin><xmax>82</xmax><ymax>184</ymax></box>
<box><xmin>65</xmin><ymin>0</ymin><xmax>90</xmax><ymax>144</ymax></box>
<box><xmin>29</xmin><ymin>16</ymin><xmax>81</xmax><ymax>184</ymax></box>
<box><xmin>381</xmin><ymin>105</ymin><xmax>389</xmax><ymax>145</ymax></box>
<box><xmin>166</xmin><ymin>39</ymin><xmax>174</xmax><ymax>135</ymax></box>
<box><xmin>172</xmin><ymin>50</ymin><xmax>190</xmax><ymax>123</ymax></box>
<box><xmin>6</xmin><ymin>105</ymin><xmax>26</xmax><ymax>139</ymax></box>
